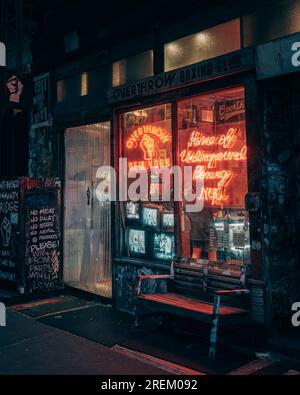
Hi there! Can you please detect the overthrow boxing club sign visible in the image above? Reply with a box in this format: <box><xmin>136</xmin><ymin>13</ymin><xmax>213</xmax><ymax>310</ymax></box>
<box><xmin>108</xmin><ymin>48</ymin><xmax>255</xmax><ymax>104</ymax></box>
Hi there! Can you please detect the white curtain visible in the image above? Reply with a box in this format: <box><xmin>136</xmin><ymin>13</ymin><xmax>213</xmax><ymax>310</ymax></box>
<box><xmin>64</xmin><ymin>122</ymin><xmax>112</xmax><ymax>297</ymax></box>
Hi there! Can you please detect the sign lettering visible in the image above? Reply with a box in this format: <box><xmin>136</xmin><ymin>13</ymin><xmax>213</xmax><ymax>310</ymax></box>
<box><xmin>108</xmin><ymin>48</ymin><xmax>254</xmax><ymax>103</ymax></box>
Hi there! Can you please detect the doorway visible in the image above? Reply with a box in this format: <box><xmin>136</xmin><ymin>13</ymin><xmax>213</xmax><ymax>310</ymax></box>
<box><xmin>63</xmin><ymin>122</ymin><xmax>112</xmax><ymax>297</ymax></box>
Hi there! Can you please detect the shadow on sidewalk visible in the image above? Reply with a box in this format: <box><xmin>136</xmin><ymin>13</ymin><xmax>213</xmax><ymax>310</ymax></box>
<box><xmin>12</xmin><ymin>294</ymin><xmax>256</xmax><ymax>375</ymax></box>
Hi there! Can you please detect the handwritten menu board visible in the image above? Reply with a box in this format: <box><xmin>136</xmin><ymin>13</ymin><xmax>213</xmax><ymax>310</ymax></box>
<box><xmin>0</xmin><ymin>180</ymin><xmax>20</xmax><ymax>287</ymax></box>
<box><xmin>25</xmin><ymin>189</ymin><xmax>61</xmax><ymax>293</ymax></box>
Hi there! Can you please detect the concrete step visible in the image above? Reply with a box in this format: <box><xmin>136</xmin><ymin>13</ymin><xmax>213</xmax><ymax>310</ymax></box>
<box><xmin>283</xmin><ymin>369</ymin><xmax>300</xmax><ymax>375</ymax></box>
<box><xmin>228</xmin><ymin>357</ymin><xmax>280</xmax><ymax>375</ymax></box>
<box><xmin>111</xmin><ymin>345</ymin><xmax>206</xmax><ymax>375</ymax></box>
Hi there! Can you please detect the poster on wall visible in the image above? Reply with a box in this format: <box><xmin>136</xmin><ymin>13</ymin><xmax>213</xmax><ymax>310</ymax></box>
<box><xmin>0</xmin><ymin>69</ymin><xmax>33</xmax><ymax>110</ymax></box>
<box><xmin>31</xmin><ymin>73</ymin><xmax>52</xmax><ymax>129</ymax></box>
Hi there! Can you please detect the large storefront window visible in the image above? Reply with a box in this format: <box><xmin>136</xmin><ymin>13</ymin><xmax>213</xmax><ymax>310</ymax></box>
<box><xmin>119</xmin><ymin>87</ymin><xmax>250</xmax><ymax>272</ymax></box>
<box><xmin>177</xmin><ymin>87</ymin><xmax>250</xmax><ymax>270</ymax></box>
<box><xmin>120</xmin><ymin>104</ymin><xmax>175</xmax><ymax>261</ymax></box>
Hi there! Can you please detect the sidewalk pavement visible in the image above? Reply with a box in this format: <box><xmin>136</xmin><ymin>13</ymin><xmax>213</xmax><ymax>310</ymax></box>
<box><xmin>0</xmin><ymin>309</ymin><xmax>167</xmax><ymax>375</ymax></box>
<box><xmin>0</xmin><ymin>295</ymin><xmax>251</xmax><ymax>375</ymax></box>
<box><xmin>1</xmin><ymin>294</ymin><xmax>299</xmax><ymax>375</ymax></box>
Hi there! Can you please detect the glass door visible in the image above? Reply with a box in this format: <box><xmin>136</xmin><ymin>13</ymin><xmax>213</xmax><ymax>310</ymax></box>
<box><xmin>64</xmin><ymin>122</ymin><xmax>112</xmax><ymax>297</ymax></box>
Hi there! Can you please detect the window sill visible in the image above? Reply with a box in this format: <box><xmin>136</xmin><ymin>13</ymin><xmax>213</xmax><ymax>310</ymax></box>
<box><xmin>114</xmin><ymin>257</ymin><xmax>171</xmax><ymax>271</ymax></box>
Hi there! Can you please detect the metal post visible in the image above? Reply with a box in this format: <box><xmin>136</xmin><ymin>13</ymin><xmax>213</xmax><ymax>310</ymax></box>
<box><xmin>209</xmin><ymin>294</ymin><xmax>221</xmax><ymax>361</ymax></box>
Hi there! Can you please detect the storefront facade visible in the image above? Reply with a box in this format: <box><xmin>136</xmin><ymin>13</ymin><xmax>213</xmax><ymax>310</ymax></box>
<box><xmin>108</xmin><ymin>48</ymin><xmax>270</xmax><ymax>334</ymax></box>
<box><xmin>19</xmin><ymin>0</ymin><xmax>300</xmax><ymax>337</ymax></box>
<box><xmin>256</xmin><ymin>32</ymin><xmax>300</xmax><ymax>332</ymax></box>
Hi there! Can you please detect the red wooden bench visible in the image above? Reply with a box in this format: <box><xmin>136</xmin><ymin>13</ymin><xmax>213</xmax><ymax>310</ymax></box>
<box><xmin>134</xmin><ymin>261</ymin><xmax>250</xmax><ymax>360</ymax></box>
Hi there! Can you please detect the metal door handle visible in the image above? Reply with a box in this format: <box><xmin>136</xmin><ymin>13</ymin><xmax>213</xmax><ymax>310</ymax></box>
<box><xmin>87</xmin><ymin>187</ymin><xmax>91</xmax><ymax>206</ymax></box>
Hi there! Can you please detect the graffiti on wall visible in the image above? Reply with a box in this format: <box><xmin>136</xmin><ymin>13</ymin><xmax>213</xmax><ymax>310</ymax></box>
<box><xmin>115</xmin><ymin>263</ymin><xmax>168</xmax><ymax>313</ymax></box>
<box><xmin>263</xmin><ymin>90</ymin><xmax>297</xmax><ymax>271</ymax></box>
<box><xmin>29</xmin><ymin>127</ymin><xmax>55</xmax><ymax>178</ymax></box>
<box><xmin>263</xmin><ymin>88</ymin><xmax>300</xmax><ymax>331</ymax></box>
<box><xmin>0</xmin><ymin>180</ymin><xmax>20</xmax><ymax>285</ymax></box>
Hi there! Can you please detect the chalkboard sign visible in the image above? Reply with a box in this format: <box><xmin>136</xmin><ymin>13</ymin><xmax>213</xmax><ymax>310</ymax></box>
<box><xmin>0</xmin><ymin>180</ymin><xmax>20</xmax><ymax>287</ymax></box>
<box><xmin>24</xmin><ymin>189</ymin><xmax>61</xmax><ymax>293</ymax></box>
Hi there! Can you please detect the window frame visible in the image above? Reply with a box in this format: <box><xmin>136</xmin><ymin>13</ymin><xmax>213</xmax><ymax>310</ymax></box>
<box><xmin>163</xmin><ymin>18</ymin><xmax>242</xmax><ymax>72</ymax></box>
<box><xmin>112</xmin><ymin>50</ymin><xmax>154</xmax><ymax>88</ymax></box>
<box><xmin>114</xmin><ymin>80</ymin><xmax>253</xmax><ymax>270</ymax></box>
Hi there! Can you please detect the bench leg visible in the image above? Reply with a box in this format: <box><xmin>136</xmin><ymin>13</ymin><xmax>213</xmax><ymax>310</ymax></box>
<box><xmin>209</xmin><ymin>295</ymin><xmax>221</xmax><ymax>361</ymax></box>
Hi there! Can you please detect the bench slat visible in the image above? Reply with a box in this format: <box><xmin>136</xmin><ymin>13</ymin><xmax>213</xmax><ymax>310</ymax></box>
<box><xmin>171</xmin><ymin>286</ymin><xmax>248</xmax><ymax>309</ymax></box>
<box><xmin>138</xmin><ymin>293</ymin><xmax>247</xmax><ymax>316</ymax></box>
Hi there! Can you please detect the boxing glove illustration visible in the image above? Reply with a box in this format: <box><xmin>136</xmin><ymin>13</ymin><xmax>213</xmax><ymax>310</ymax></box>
<box><xmin>140</xmin><ymin>134</ymin><xmax>155</xmax><ymax>161</ymax></box>
<box><xmin>7</xmin><ymin>75</ymin><xmax>24</xmax><ymax>103</ymax></box>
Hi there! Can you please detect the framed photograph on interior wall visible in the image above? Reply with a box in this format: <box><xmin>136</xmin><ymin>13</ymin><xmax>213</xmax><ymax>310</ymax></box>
<box><xmin>161</xmin><ymin>211</ymin><xmax>175</xmax><ymax>233</ymax></box>
<box><xmin>142</xmin><ymin>204</ymin><xmax>162</xmax><ymax>231</ymax></box>
<box><xmin>125</xmin><ymin>201</ymin><xmax>141</xmax><ymax>222</ymax></box>
<box><xmin>151</xmin><ymin>232</ymin><xmax>175</xmax><ymax>261</ymax></box>
<box><xmin>127</xmin><ymin>228</ymin><xmax>148</xmax><ymax>258</ymax></box>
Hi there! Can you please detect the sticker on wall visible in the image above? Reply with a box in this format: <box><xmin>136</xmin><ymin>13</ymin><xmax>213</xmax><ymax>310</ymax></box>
<box><xmin>0</xmin><ymin>69</ymin><xmax>33</xmax><ymax>110</ymax></box>
<box><xmin>10</xmin><ymin>212</ymin><xmax>19</xmax><ymax>225</ymax></box>
<box><xmin>246</xmin><ymin>193</ymin><xmax>261</xmax><ymax>212</ymax></box>
<box><xmin>31</xmin><ymin>73</ymin><xmax>52</xmax><ymax>129</ymax></box>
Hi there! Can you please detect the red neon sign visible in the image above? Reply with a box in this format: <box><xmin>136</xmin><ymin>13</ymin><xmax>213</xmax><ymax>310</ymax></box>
<box><xmin>187</xmin><ymin>127</ymin><xmax>238</xmax><ymax>149</ymax></box>
<box><xmin>125</xmin><ymin>124</ymin><xmax>172</xmax><ymax>171</ymax></box>
<box><xmin>126</xmin><ymin>125</ymin><xmax>171</xmax><ymax>149</ymax></box>
<box><xmin>180</xmin><ymin>127</ymin><xmax>247</xmax><ymax>207</ymax></box>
